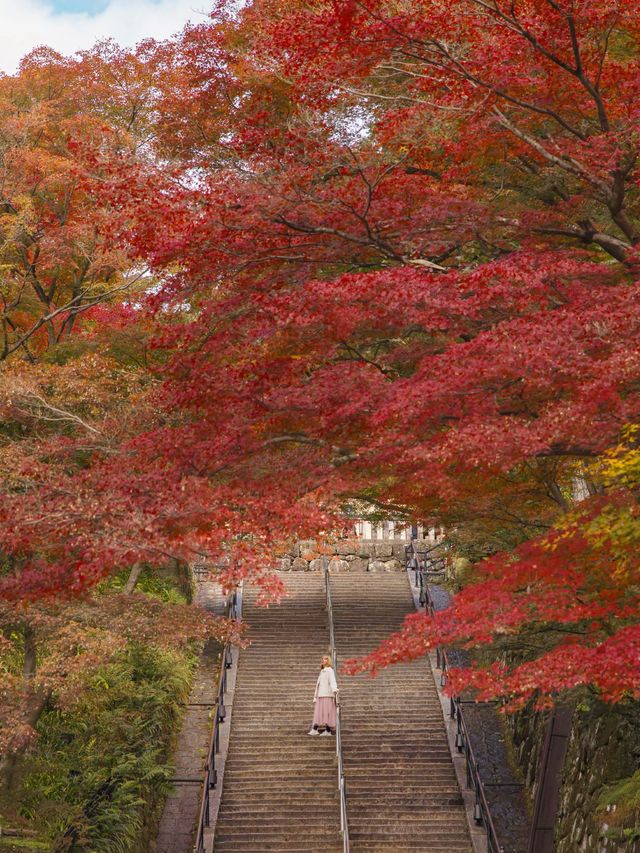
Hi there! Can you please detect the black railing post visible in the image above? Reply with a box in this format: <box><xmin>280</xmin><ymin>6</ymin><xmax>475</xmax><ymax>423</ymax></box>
<box><xmin>455</xmin><ymin>707</ymin><xmax>464</xmax><ymax>752</ymax></box>
<box><xmin>474</xmin><ymin>769</ymin><xmax>483</xmax><ymax>824</ymax></box>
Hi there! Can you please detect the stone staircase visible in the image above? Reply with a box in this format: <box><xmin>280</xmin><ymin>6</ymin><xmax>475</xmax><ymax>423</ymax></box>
<box><xmin>332</xmin><ymin>572</ymin><xmax>473</xmax><ymax>853</ymax></box>
<box><xmin>213</xmin><ymin>570</ymin><xmax>472</xmax><ymax>852</ymax></box>
<box><xmin>213</xmin><ymin>573</ymin><xmax>342</xmax><ymax>852</ymax></box>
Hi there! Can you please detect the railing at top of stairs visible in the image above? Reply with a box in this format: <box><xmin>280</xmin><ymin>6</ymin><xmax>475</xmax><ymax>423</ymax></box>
<box><xmin>323</xmin><ymin>554</ymin><xmax>350</xmax><ymax>853</ymax></box>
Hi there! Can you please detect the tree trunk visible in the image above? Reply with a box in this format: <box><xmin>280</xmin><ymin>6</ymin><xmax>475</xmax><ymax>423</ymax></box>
<box><xmin>123</xmin><ymin>562</ymin><xmax>144</xmax><ymax>594</ymax></box>
<box><xmin>0</xmin><ymin>626</ymin><xmax>51</xmax><ymax>793</ymax></box>
<box><xmin>0</xmin><ymin>686</ymin><xmax>51</xmax><ymax>793</ymax></box>
<box><xmin>23</xmin><ymin>625</ymin><xmax>36</xmax><ymax>680</ymax></box>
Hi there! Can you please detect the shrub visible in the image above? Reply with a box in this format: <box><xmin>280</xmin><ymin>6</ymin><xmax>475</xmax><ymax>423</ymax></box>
<box><xmin>15</xmin><ymin>643</ymin><xmax>196</xmax><ymax>852</ymax></box>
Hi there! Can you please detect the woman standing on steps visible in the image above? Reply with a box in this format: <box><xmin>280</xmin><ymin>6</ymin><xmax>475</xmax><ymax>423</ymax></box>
<box><xmin>309</xmin><ymin>655</ymin><xmax>338</xmax><ymax>737</ymax></box>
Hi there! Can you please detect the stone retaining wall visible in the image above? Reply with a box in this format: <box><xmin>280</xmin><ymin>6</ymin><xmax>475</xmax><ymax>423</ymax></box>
<box><xmin>278</xmin><ymin>539</ymin><xmax>423</xmax><ymax>572</ymax></box>
<box><xmin>508</xmin><ymin>699</ymin><xmax>640</xmax><ymax>852</ymax></box>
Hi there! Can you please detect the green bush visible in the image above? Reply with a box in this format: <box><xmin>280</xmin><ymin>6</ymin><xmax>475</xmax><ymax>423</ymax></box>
<box><xmin>15</xmin><ymin>643</ymin><xmax>196</xmax><ymax>852</ymax></box>
<box><xmin>599</xmin><ymin>769</ymin><xmax>640</xmax><ymax>844</ymax></box>
<box><xmin>99</xmin><ymin>567</ymin><xmax>190</xmax><ymax>605</ymax></box>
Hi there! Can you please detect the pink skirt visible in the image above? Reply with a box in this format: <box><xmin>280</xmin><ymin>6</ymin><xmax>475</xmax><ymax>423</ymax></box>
<box><xmin>312</xmin><ymin>696</ymin><xmax>337</xmax><ymax>729</ymax></box>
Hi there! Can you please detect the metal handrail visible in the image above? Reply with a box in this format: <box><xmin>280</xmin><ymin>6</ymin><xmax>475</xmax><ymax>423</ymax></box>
<box><xmin>452</xmin><ymin>696</ymin><xmax>505</xmax><ymax>853</ymax></box>
<box><xmin>409</xmin><ymin>539</ymin><xmax>447</xmax><ymax>572</ymax></box>
<box><xmin>407</xmin><ymin>541</ymin><xmax>447</xmax><ymax>610</ymax></box>
<box><xmin>323</xmin><ymin>558</ymin><xmax>350</xmax><ymax>853</ymax></box>
<box><xmin>194</xmin><ymin>588</ymin><xmax>240</xmax><ymax>853</ymax></box>
<box><xmin>413</xmin><ymin>566</ymin><xmax>505</xmax><ymax>853</ymax></box>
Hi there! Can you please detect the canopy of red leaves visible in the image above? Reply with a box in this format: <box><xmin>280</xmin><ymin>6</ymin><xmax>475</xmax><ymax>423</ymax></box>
<box><xmin>2</xmin><ymin>1</ymin><xmax>640</xmax><ymax>707</ymax></box>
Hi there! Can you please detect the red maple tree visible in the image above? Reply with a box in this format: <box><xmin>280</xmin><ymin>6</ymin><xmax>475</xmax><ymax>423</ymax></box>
<box><xmin>1</xmin><ymin>1</ymin><xmax>639</xmax><ymax>707</ymax></box>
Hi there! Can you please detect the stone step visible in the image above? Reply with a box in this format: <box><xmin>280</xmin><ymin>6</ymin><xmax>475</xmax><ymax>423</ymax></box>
<box><xmin>221</xmin><ymin>769</ymin><xmax>337</xmax><ymax>780</ymax></box>
<box><xmin>349</xmin><ymin>831</ymin><xmax>471</xmax><ymax>842</ymax></box>
<box><xmin>217</xmin><ymin>818</ymin><xmax>341</xmax><ymax>830</ymax></box>
<box><xmin>343</xmin><ymin>762</ymin><xmax>457</xmax><ymax>771</ymax></box>
<box><xmin>226</xmin><ymin>730</ymin><xmax>439</xmax><ymax>738</ymax></box>
<box><xmin>215</xmin><ymin>832</ymin><xmax>342</xmax><ymax>842</ymax></box>
<box><xmin>349</xmin><ymin>816</ymin><xmax>470</xmax><ymax>828</ymax></box>
<box><xmin>226</xmin><ymin>750</ymin><xmax>452</xmax><ymax>762</ymax></box>
<box><xmin>220</xmin><ymin>775</ymin><xmax>338</xmax><ymax>787</ymax></box>
<box><xmin>222</xmin><ymin>771</ymin><xmax>338</xmax><ymax>781</ymax></box>
<box><xmin>230</xmin><ymin>707</ymin><xmax>446</xmax><ymax>713</ymax></box>
<box><xmin>347</xmin><ymin>787</ymin><xmax>462</xmax><ymax>797</ymax></box>
<box><xmin>223</xmin><ymin>752</ymin><xmax>336</xmax><ymax>761</ymax></box>
<box><xmin>222</xmin><ymin>746</ymin><xmax>336</xmax><ymax>755</ymax></box>
<box><xmin>224</xmin><ymin>749</ymin><xmax>450</xmax><ymax>760</ymax></box>
<box><xmin>219</xmin><ymin>798</ymin><xmax>463</xmax><ymax>814</ymax></box>
<box><xmin>217</xmin><ymin>790</ymin><xmax>334</xmax><ymax>802</ymax></box>
<box><xmin>223</xmin><ymin>785</ymin><xmax>339</xmax><ymax>812</ymax></box>
<box><xmin>350</xmin><ymin>843</ymin><xmax>470</xmax><ymax>851</ymax></box>
<box><xmin>218</xmin><ymin>806</ymin><xmax>339</xmax><ymax>816</ymax></box>
<box><xmin>214</xmin><ymin>843</ymin><xmax>342</xmax><ymax>852</ymax></box>
<box><xmin>348</xmin><ymin>848</ymin><xmax>471</xmax><ymax>853</ymax></box>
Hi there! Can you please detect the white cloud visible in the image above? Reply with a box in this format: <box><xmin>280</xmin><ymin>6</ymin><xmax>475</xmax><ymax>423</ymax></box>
<box><xmin>0</xmin><ymin>0</ymin><xmax>209</xmax><ymax>75</ymax></box>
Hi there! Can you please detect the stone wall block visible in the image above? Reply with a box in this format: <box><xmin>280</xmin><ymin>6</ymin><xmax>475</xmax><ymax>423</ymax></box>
<box><xmin>281</xmin><ymin>538</ymin><xmax>416</xmax><ymax>572</ymax></box>
<box><xmin>328</xmin><ymin>558</ymin><xmax>350</xmax><ymax>573</ymax></box>
<box><xmin>297</xmin><ymin>540</ymin><xmax>317</xmax><ymax>559</ymax></box>
<box><xmin>375</xmin><ymin>543</ymin><xmax>393</xmax><ymax>558</ymax></box>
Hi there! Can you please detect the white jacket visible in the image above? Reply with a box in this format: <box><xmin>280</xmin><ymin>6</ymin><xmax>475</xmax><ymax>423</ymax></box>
<box><xmin>314</xmin><ymin>666</ymin><xmax>338</xmax><ymax>699</ymax></box>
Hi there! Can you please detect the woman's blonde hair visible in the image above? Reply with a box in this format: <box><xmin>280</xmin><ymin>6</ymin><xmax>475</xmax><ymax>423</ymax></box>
<box><xmin>321</xmin><ymin>655</ymin><xmax>332</xmax><ymax>669</ymax></box>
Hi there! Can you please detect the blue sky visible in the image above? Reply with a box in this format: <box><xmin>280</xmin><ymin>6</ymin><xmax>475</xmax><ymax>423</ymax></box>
<box><xmin>0</xmin><ymin>0</ymin><xmax>204</xmax><ymax>74</ymax></box>
<box><xmin>52</xmin><ymin>0</ymin><xmax>110</xmax><ymax>13</ymax></box>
